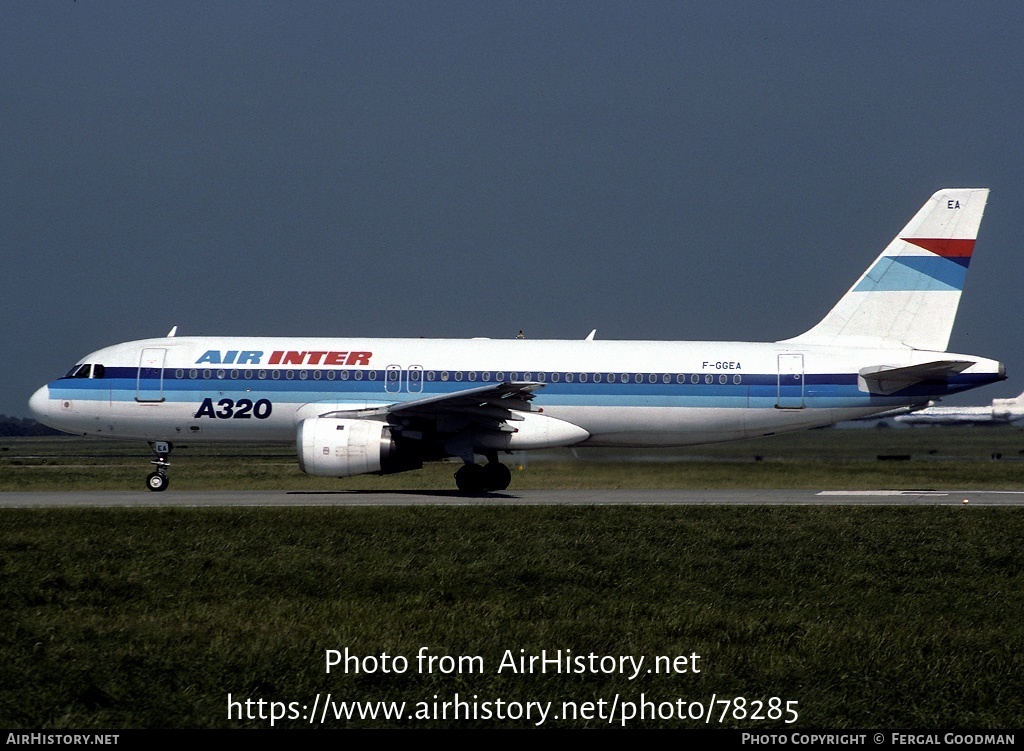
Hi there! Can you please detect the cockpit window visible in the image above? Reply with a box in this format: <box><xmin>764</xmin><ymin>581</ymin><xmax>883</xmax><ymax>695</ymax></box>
<box><xmin>65</xmin><ymin>363</ymin><xmax>106</xmax><ymax>379</ymax></box>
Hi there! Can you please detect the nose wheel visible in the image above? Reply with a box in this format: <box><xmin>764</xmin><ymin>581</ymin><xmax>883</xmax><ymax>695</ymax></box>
<box><xmin>146</xmin><ymin>441</ymin><xmax>172</xmax><ymax>492</ymax></box>
<box><xmin>146</xmin><ymin>470</ymin><xmax>168</xmax><ymax>491</ymax></box>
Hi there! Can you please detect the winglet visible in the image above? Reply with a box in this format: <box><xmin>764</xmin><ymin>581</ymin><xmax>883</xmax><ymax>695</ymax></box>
<box><xmin>784</xmin><ymin>189</ymin><xmax>989</xmax><ymax>351</ymax></box>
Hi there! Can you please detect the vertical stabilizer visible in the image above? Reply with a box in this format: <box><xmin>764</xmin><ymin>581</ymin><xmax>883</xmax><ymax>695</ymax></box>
<box><xmin>784</xmin><ymin>188</ymin><xmax>989</xmax><ymax>351</ymax></box>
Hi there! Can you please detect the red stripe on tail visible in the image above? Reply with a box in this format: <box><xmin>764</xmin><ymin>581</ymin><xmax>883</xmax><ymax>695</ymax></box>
<box><xmin>902</xmin><ymin>237</ymin><xmax>975</xmax><ymax>257</ymax></box>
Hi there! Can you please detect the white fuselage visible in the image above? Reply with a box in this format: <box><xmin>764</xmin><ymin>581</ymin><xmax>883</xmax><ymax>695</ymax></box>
<box><xmin>30</xmin><ymin>335</ymin><xmax>1005</xmax><ymax>448</ymax></box>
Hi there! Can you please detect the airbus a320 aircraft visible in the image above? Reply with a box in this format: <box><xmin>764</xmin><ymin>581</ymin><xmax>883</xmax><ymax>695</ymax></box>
<box><xmin>30</xmin><ymin>189</ymin><xmax>1004</xmax><ymax>492</ymax></box>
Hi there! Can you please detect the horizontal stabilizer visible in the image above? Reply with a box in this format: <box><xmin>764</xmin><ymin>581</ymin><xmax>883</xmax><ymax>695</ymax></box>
<box><xmin>858</xmin><ymin>360</ymin><xmax>973</xmax><ymax>395</ymax></box>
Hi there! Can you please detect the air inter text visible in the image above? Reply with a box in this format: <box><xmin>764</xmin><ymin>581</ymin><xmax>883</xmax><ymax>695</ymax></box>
<box><xmin>195</xmin><ymin>350</ymin><xmax>373</xmax><ymax>366</ymax></box>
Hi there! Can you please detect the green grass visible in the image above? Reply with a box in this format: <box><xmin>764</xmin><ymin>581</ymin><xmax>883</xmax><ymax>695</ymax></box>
<box><xmin>2</xmin><ymin>430</ymin><xmax>1023</xmax><ymax>729</ymax></box>
<box><xmin>2</xmin><ymin>506</ymin><xmax>1023</xmax><ymax>728</ymax></box>
<box><xmin>2</xmin><ymin>425</ymin><xmax>1024</xmax><ymax>491</ymax></box>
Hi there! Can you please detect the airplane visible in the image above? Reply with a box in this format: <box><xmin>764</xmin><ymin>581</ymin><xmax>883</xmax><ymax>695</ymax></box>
<box><xmin>29</xmin><ymin>188</ymin><xmax>1005</xmax><ymax>493</ymax></box>
<box><xmin>894</xmin><ymin>390</ymin><xmax>1024</xmax><ymax>426</ymax></box>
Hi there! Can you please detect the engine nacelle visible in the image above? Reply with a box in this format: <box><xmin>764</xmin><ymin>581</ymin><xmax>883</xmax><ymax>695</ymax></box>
<box><xmin>297</xmin><ymin>417</ymin><xmax>418</xmax><ymax>477</ymax></box>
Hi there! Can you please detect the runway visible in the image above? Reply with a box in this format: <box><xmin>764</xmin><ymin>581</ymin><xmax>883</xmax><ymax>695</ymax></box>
<box><xmin>2</xmin><ymin>488</ymin><xmax>1023</xmax><ymax>507</ymax></box>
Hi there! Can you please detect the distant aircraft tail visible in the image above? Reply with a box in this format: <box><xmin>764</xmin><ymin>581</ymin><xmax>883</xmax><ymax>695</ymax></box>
<box><xmin>784</xmin><ymin>188</ymin><xmax>990</xmax><ymax>351</ymax></box>
<box><xmin>992</xmin><ymin>390</ymin><xmax>1024</xmax><ymax>422</ymax></box>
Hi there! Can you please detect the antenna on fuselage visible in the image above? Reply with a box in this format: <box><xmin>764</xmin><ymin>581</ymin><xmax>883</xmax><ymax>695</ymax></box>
<box><xmin>166</xmin><ymin>326</ymin><xmax>178</xmax><ymax>337</ymax></box>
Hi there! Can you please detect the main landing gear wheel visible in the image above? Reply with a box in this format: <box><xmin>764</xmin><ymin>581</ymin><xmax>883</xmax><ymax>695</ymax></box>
<box><xmin>454</xmin><ymin>463</ymin><xmax>484</xmax><ymax>492</ymax></box>
<box><xmin>454</xmin><ymin>462</ymin><xmax>511</xmax><ymax>492</ymax></box>
<box><xmin>146</xmin><ymin>440</ymin><xmax>172</xmax><ymax>492</ymax></box>
<box><xmin>482</xmin><ymin>462</ymin><xmax>511</xmax><ymax>491</ymax></box>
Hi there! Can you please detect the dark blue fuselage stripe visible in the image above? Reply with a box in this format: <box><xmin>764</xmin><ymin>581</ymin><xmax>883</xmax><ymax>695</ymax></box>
<box><xmin>52</xmin><ymin>369</ymin><xmax>1000</xmax><ymax>403</ymax></box>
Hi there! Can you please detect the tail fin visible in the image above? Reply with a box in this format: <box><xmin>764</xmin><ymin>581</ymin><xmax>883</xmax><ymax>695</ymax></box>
<box><xmin>1003</xmin><ymin>391</ymin><xmax>1024</xmax><ymax>406</ymax></box>
<box><xmin>784</xmin><ymin>188</ymin><xmax>989</xmax><ymax>351</ymax></box>
<box><xmin>992</xmin><ymin>390</ymin><xmax>1024</xmax><ymax>420</ymax></box>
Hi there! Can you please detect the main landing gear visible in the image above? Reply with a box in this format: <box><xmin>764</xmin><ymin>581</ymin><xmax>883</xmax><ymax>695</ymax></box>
<box><xmin>146</xmin><ymin>441</ymin><xmax>172</xmax><ymax>492</ymax></box>
<box><xmin>454</xmin><ymin>459</ymin><xmax>512</xmax><ymax>493</ymax></box>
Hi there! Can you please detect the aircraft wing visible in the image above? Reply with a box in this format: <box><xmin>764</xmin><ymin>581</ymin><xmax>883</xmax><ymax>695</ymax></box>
<box><xmin>858</xmin><ymin>360</ymin><xmax>974</xmax><ymax>395</ymax></box>
<box><xmin>317</xmin><ymin>381</ymin><xmax>544</xmax><ymax>423</ymax></box>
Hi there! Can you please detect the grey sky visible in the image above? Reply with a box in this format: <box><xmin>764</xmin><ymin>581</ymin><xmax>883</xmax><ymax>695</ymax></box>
<box><xmin>3</xmin><ymin>1</ymin><xmax>1022</xmax><ymax>417</ymax></box>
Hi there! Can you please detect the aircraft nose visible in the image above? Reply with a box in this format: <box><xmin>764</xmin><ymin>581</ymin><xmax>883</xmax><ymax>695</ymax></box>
<box><xmin>28</xmin><ymin>385</ymin><xmax>53</xmax><ymax>423</ymax></box>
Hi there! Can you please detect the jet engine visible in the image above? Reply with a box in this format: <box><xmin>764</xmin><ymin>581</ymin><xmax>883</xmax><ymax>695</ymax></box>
<box><xmin>297</xmin><ymin>417</ymin><xmax>420</xmax><ymax>477</ymax></box>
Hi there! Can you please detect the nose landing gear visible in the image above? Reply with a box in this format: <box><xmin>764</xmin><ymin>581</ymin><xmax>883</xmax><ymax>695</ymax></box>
<box><xmin>146</xmin><ymin>441</ymin><xmax>172</xmax><ymax>491</ymax></box>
